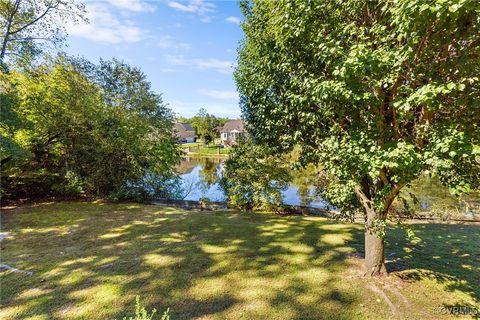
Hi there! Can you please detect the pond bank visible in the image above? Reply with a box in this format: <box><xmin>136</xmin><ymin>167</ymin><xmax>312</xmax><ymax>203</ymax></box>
<box><xmin>180</xmin><ymin>143</ymin><xmax>230</xmax><ymax>157</ymax></box>
<box><xmin>152</xmin><ymin>198</ymin><xmax>333</xmax><ymax>217</ymax></box>
<box><xmin>151</xmin><ymin>199</ymin><xmax>480</xmax><ymax>223</ymax></box>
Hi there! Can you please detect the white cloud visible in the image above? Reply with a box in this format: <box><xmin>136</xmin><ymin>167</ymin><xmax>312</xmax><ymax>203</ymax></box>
<box><xmin>157</xmin><ymin>35</ymin><xmax>190</xmax><ymax>49</ymax></box>
<box><xmin>67</xmin><ymin>3</ymin><xmax>144</xmax><ymax>44</ymax></box>
<box><xmin>200</xmin><ymin>16</ymin><xmax>212</xmax><ymax>23</ymax></box>
<box><xmin>166</xmin><ymin>55</ymin><xmax>233</xmax><ymax>74</ymax></box>
<box><xmin>225</xmin><ymin>16</ymin><xmax>241</xmax><ymax>25</ymax></box>
<box><xmin>107</xmin><ymin>0</ymin><xmax>155</xmax><ymax>13</ymax></box>
<box><xmin>167</xmin><ymin>0</ymin><xmax>215</xmax><ymax>22</ymax></box>
<box><xmin>199</xmin><ymin>89</ymin><xmax>238</xmax><ymax>100</ymax></box>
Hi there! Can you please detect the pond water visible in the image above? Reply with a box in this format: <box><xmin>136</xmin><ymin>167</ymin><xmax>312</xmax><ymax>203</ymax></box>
<box><xmin>177</xmin><ymin>157</ymin><xmax>328</xmax><ymax>208</ymax></box>
<box><xmin>176</xmin><ymin>157</ymin><xmax>480</xmax><ymax>217</ymax></box>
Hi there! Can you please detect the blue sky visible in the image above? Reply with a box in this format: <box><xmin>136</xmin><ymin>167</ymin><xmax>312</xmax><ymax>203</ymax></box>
<box><xmin>65</xmin><ymin>0</ymin><xmax>243</xmax><ymax>118</ymax></box>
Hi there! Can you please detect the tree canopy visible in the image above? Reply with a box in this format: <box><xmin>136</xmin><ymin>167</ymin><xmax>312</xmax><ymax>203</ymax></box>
<box><xmin>235</xmin><ymin>0</ymin><xmax>480</xmax><ymax>275</ymax></box>
<box><xmin>1</xmin><ymin>57</ymin><xmax>181</xmax><ymax>201</ymax></box>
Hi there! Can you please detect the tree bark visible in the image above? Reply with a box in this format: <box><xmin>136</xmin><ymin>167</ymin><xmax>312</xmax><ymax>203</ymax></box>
<box><xmin>364</xmin><ymin>226</ymin><xmax>387</xmax><ymax>276</ymax></box>
<box><xmin>1</xmin><ymin>15</ymin><xmax>12</xmax><ymax>62</ymax></box>
<box><xmin>364</xmin><ymin>204</ymin><xmax>387</xmax><ymax>276</ymax></box>
<box><xmin>355</xmin><ymin>185</ymin><xmax>388</xmax><ymax>276</ymax></box>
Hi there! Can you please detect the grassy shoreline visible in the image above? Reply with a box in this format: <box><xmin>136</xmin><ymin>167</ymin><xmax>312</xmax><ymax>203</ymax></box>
<box><xmin>1</xmin><ymin>201</ymin><xmax>479</xmax><ymax>319</ymax></box>
<box><xmin>180</xmin><ymin>143</ymin><xmax>230</xmax><ymax>157</ymax></box>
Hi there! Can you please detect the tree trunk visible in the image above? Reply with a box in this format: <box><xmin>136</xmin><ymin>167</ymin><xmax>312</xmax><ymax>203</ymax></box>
<box><xmin>363</xmin><ymin>205</ymin><xmax>387</xmax><ymax>276</ymax></box>
<box><xmin>0</xmin><ymin>0</ymin><xmax>18</xmax><ymax>63</ymax></box>
<box><xmin>364</xmin><ymin>227</ymin><xmax>387</xmax><ymax>276</ymax></box>
<box><xmin>355</xmin><ymin>185</ymin><xmax>388</xmax><ymax>276</ymax></box>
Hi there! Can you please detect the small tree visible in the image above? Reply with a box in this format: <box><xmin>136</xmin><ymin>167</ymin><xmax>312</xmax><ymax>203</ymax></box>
<box><xmin>190</xmin><ymin>108</ymin><xmax>220</xmax><ymax>145</ymax></box>
<box><xmin>235</xmin><ymin>0</ymin><xmax>480</xmax><ymax>275</ymax></box>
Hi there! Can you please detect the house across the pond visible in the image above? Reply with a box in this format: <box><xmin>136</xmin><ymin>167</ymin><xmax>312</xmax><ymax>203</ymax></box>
<box><xmin>220</xmin><ymin>120</ymin><xmax>246</xmax><ymax>146</ymax></box>
<box><xmin>175</xmin><ymin>122</ymin><xmax>196</xmax><ymax>143</ymax></box>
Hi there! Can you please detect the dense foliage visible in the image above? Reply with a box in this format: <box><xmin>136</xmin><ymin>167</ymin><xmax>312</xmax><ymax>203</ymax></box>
<box><xmin>235</xmin><ymin>0</ymin><xmax>480</xmax><ymax>274</ymax></box>
<box><xmin>220</xmin><ymin>138</ymin><xmax>291</xmax><ymax>211</ymax></box>
<box><xmin>1</xmin><ymin>57</ymin><xmax>181</xmax><ymax>201</ymax></box>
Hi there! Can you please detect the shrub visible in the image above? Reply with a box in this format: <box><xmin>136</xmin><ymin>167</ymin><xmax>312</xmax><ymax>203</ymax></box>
<box><xmin>109</xmin><ymin>175</ymin><xmax>183</xmax><ymax>202</ymax></box>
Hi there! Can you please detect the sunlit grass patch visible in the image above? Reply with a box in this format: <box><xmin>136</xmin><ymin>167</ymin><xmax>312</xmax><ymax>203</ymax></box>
<box><xmin>143</xmin><ymin>254</ymin><xmax>181</xmax><ymax>267</ymax></box>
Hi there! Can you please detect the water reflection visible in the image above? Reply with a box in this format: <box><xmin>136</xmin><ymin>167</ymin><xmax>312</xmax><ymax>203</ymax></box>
<box><xmin>176</xmin><ymin>157</ymin><xmax>328</xmax><ymax>207</ymax></box>
<box><xmin>402</xmin><ymin>177</ymin><xmax>480</xmax><ymax>218</ymax></box>
<box><xmin>176</xmin><ymin>157</ymin><xmax>479</xmax><ymax>217</ymax></box>
<box><xmin>177</xmin><ymin>157</ymin><xmax>224</xmax><ymax>202</ymax></box>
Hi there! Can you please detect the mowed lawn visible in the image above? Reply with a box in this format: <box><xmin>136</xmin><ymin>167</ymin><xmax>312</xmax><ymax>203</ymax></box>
<box><xmin>180</xmin><ymin>143</ymin><xmax>230</xmax><ymax>156</ymax></box>
<box><xmin>1</xmin><ymin>202</ymin><xmax>479</xmax><ymax>319</ymax></box>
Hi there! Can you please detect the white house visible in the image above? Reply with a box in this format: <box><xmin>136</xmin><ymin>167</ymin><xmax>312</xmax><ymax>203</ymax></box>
<box><xmin>220</xmin><ymin>120</ymin><xmax>245</xmax><ymax>146</ymax></box>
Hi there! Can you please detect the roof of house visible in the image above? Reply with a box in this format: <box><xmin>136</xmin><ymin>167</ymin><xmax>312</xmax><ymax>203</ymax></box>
<box><xmin>221</xmin><ymin>120</ymin><xmax>245</xmax><ymax>133</ymax></box>
<box><xmin>175</xmin><ymin>122</ymin><xmax>196</xmax><ymax>139</ymax></box>
<box><xmin>176</xmin><ymin>122</ymin><xmax>194</xmax><ymax>132</ymax></box>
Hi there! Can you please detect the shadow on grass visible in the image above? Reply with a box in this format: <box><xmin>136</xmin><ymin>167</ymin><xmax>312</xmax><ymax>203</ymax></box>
<box><xmin>1</xmin><ymin>202</ymin><xmax>364</xmax><ymax>319</ymax></box>
<box><xmin>1</xmin><ymin>202</ymin><xmax>479</xmax><ymax>319</ymax></box>
<box><xmin>385</xmin><ymin>223</ymin><xmax>480</xmax><ymax>303</ymax></box>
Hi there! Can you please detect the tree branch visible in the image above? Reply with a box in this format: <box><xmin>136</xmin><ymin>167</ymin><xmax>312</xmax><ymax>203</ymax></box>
<box><xmin>381</xmin><ymin>183</ymin><xmax>403</xmax><ymax>218</ymax></box>
<box><xmin>1</xmin><ymin>0</ymin><xmax>22</xmax><ymax>60</ymax></box>
<box><xmin>9</xmin><ymin>36</ymin><xmax>54</xmax><ymax>42</ymax></box>
<box><xmin>8</xmin><ymin>1</ymin><xmax>61</xmax><ymax>36</ymax></box>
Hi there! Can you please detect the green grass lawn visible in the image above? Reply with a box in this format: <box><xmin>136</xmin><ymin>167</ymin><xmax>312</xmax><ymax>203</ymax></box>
<box><xmin>180</xmin><ymin>143</ymin><xmax>230</xmax><ymax>156</ymax></box>
<box><xmin>1</xmin><ymin>202</ymin><xmax>479</xmax><ymax>319</ymax></box>
<box><xmin>179</xmin><ymin>143</ymin><xmax>200</xmax><ymax>148</ymax></box>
